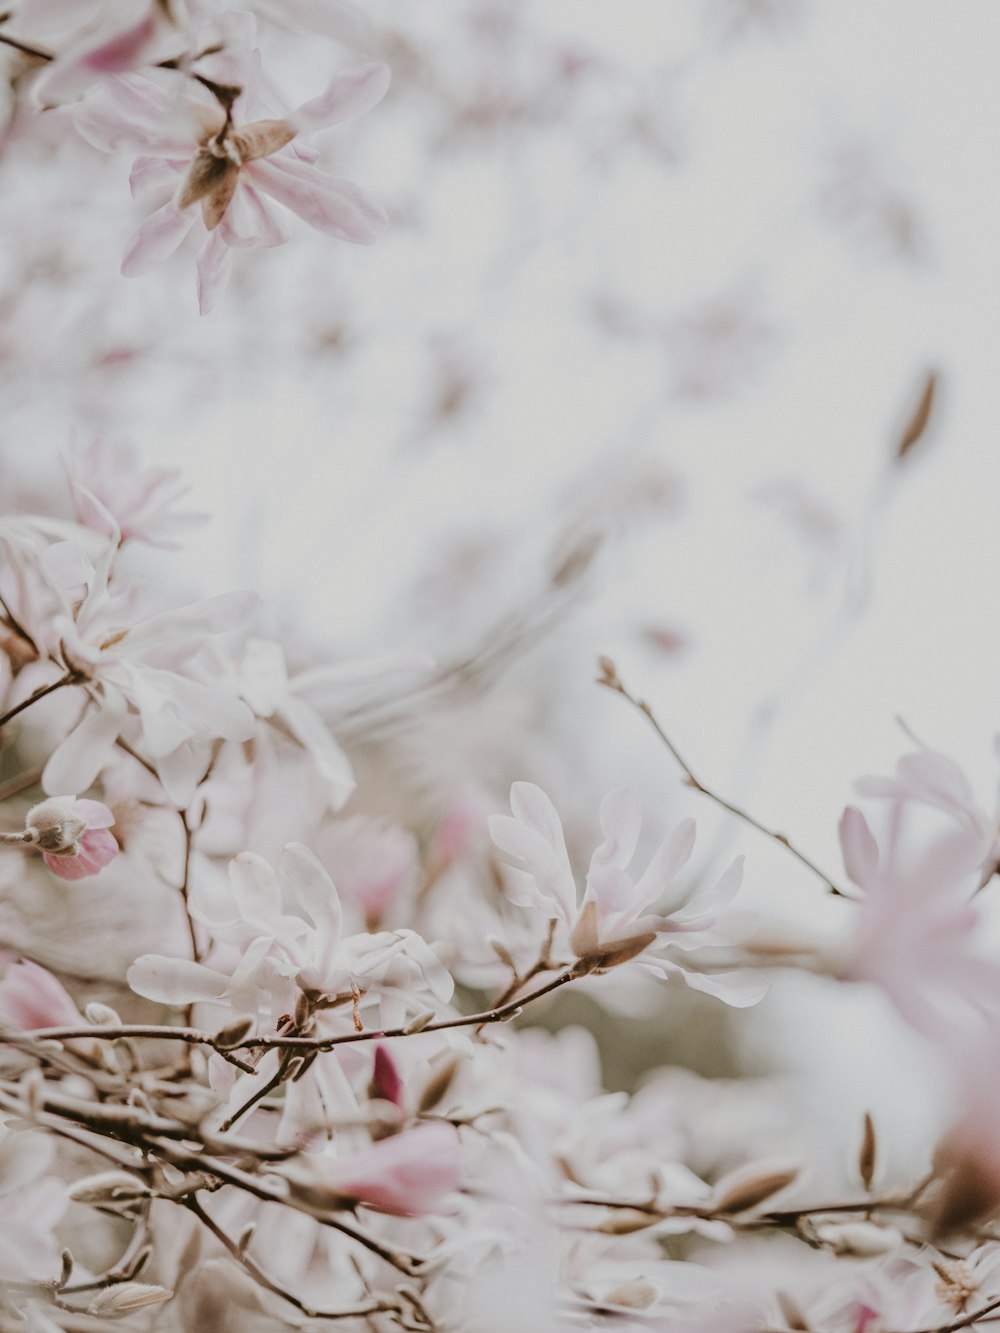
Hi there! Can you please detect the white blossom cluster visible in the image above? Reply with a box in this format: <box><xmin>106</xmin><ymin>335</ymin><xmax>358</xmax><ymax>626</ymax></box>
<box><xmin>2</xmin><ymin>5</ymin><xmax>1000</xmax><ymax>1332</ymax></box>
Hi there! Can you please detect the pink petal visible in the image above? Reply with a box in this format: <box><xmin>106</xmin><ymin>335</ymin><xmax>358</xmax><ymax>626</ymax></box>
<box><xmin>196</xmin><ymin>229</ymin><xmax>234</xmax><ymax>316</ymax></box>
<box><xmin>42</xmin><ymin>829</ymin><xmax>118</xmax><ymax>881</ymax></box>
<box><xmin>121</xmin><ymin>202</ymin><xmax>196</xmax><ymax>277</ymax></box>
<box><xmin>291</xmin><ymin>62</ymin><xmax>390</xmax><ymax>134</ymax></box>
<box><xmin>220</xmin><ymin>182</ymin><xmax>292</xmax><ymax>249</ymax></box>
<box><xmin>839</xmin><ymin>806</ymin><xmax>879</xmax><ymax>888</ymax></box>
<box><xmin>321</xmin><ymin>1123</ymin><xmax>461</xmax><ymax>1215</ymax></box>
<box><xmin>247</xmin><ymin>157</ymin><xmax>387</xmax><ymax>243</ymax></box>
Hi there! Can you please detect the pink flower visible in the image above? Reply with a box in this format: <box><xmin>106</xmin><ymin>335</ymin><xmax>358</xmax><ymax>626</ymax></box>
<box><xmin>490</xmin><ymin>782</ymin><xmax>764</xmax><ymax>1003</ymax></box>
<box><xmin>310</xmin><ymin>1123</ymin><xmax>461</xmax><ymax>1216</ymax></box>
<box><xmin>0</xmin><ymin>958</ymin><xmax>84</xmax><ymax>1029</ymax></box>
<box><xmin>830</xmin><ymin>804</ymin><xmax>1000</xmax><ymax>1040</ymax></box>
<box><xmin>72</xmin><ymin>57</ymin><xmax>390</xmax><ymax>312</ymax></box>
<box><xmin>25</xmin><ymin>795</ymin><xmax>119</xmax><ymax>881</ymax></box>
<box><xmin>66</xmin><ymin>436</ymin><xmax>205</xmax><ymax>549</ymax></box>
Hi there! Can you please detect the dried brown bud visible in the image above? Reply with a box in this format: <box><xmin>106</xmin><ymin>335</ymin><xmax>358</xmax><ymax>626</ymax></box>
<box><xmin>418</xmin><ymin>1055</ymin><xmax>462</xmax><ymax>1114</ymax></box>
<box><xmin>896</xmin><ymin>368</ymin><xmax>938</xmax><ymax>460</ymax></box>
<box><xmin>858</xmin><ymin>1112</ymin><xmax>877</xmax><ymax>1192</ymax></box>
<box><xmin>214</xmin><ymin>1015</ymin><xmax>256</xmax><ymax>1049</ymax></box>
<box><xmin>711</xmin><ymin>1162</ymin><xmax>799</xmax><ymax>1215</ymax></box>
<box><xmin>596</xmin><ymin>1208</ymin><xmax>659</xmax><ymax>1235</ymax></box>
<box><xmin>776</xmin><ymin>1290</ymin><xmax>810</xmax><ymax>1331</ymax></box>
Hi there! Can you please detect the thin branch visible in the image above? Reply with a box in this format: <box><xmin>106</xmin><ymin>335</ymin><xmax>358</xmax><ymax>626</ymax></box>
<box><xmin>0</xmin><ymin>671</ymin><xmax>81</xmax><ymax>732</ymax></box>
<box><xmin>0</xmin><ymin>592</ymin><xmax>39</xmax><ymax>657</ymax></box>
<box><xmin>596</xmin><ymin>658</ymin><xmax>850</xmax><ymax>897</ymax></box>
<box><xmin>5</xmin><ymin>965</ymin><xmax>580</xmax><ymax>1061</ymax></box>
<box><xmin>183</xmin><ymin>1197</ymin><xmax>402</xmax><ymax>1322</ymax></box>
<box><xmin>0</xmin><ymin>763</ymin><xmax>43</xmax><ymax>803</ymax></box>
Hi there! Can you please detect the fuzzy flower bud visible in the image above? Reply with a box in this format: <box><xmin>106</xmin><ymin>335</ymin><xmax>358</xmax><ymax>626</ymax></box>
<box><xmin>25</xmin><ymin>797</ymin><xmax>119</xmax><ymax>881</ymax></box>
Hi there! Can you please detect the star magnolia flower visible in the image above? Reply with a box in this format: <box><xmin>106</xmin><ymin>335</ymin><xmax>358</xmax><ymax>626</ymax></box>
<box><xmin>490</xmin><ymin>783</ymin><xmax>765</xmax><ymax>1005</ymax></box>
<box><xmin>829</xmin><ymin>804</ymin><xmax>1000</xmax><ymax>1040</ymax></box>
<box><xmin>283</xmin><ymin>1122</ymin><xmax>462</xmax><ymax>1216</ymax></box>
<box><xmin>72</xmin><ymin>59</ymin><xmax>390</xmax><ymax>312</ymax></box>
<box><xmin>25</xmin><ymin>795</ymin><xmax>119</xmax><ymax>881</ymax></box>
<box><xmin>0</xmin><ymin>957</ymin><xmax>85</xmax><ymax>1028</ymax></box>
<box><xmin>66</xmin><ymin>436</ymin><xmax>205</xmax><ymax>549</ymax></box>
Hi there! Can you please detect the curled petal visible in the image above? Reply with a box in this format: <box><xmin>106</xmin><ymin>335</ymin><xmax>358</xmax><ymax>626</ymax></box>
<box><xmin>839</xmin><ymin>806</ymin><xmax>879</xmax><ymax>889</ymax></box>
<box><xmin>291</xmin><ymin>61</ymin><xmax>391</xmax><ymax>134</ymax></box>
<box><xmin>121</xmin><ymin>202</ymin><xmax>195</xmax><ymax>277</ymax></box>
<box><xmin>196</xmin><ymin>229</ymin><xmax>234</xmax><ymax>315</ymax></box>
<box><xmin>247</xmin><ymin>157</ymin><xmax>387</xmax><ymax>243</ymax></box>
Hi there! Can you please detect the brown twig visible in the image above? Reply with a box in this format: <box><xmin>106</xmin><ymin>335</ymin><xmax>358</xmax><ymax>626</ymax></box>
<box><xmin>0</xmin><ymin>671</ymin><xmax>81</xmax><ymax>732</ymax></box>
<box><xmin>596</xmin><ymin>658</ymin><xmax>850</xmax><ymax>897</ymax></box>
<box><xmin>183</xmin><ymin>1196</ymin><xmax>402</xmax><ymax>1322</ymax></box>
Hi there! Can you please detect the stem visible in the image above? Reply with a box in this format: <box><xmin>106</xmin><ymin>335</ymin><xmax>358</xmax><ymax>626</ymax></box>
<box><xmin>0</xmin><ymin>671</ymin><xmax>80</xmax><ymax>732</ymax></box>
<box><xmin>596</xmin><ymin>659</ymin><xmax>850</xmax><ymax>897</ymax></box>
<box><xmin>183</xmin><ymin>1197</ymin><xmax>399</xmax><ymax>1322</ymax></box>
<box><xmin>7</xmin><ymin>966</ymin><xmax>581</xmax><ymax>1057</ymax></box>
<box><xmin>0</xmin><ymin>593</ymin><xmax>39</xmax><ymax>657</ymax></box>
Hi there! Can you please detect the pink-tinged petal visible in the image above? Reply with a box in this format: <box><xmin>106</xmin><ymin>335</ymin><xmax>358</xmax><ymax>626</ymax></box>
<box><xmin>32</xmin><ymin>13</ymin><xmax>160</xmax><ymax>105</ymax></box>
<box><xmin>247</xmin><ymin>157</ymin><xmax>387</xmax><ymax>243</ymax></box>
<box><xmin>320</xmin><ymin>1123</ymin><xmax>461</xmax><ymax>1215</ymax></box>
<box><xmin>229</xmin><ymin>852</ymin><xmax>283</xmax><ymax>926</ymax></box>
<box><xmin>121</xmin><ymin>667</ymin><xmax>256</xmax><ymax>754</ymax></box>
<box><xmin>42</xmin><ymin>828</ymin><xmax>118</xmax><ymax>881</ymax></box>
<box><xmin>839</xmin><ymin>806</ymin><xmax>879</xmax><ymax>889</ymax></box>
<box><xmin>632</xmin><ymin>817</ymin><xmax>697</xmax><ymax>914</ymax></box>
<box><xmin>671</xmin><ymin>855</ymin><xmax>744</xmax><ymax>923</ymax></box>
<box><xmin>196</xmin><ymin>229</ymin><xmax>234</xmax><ymax>316</ymax></box>
<box><xmin>42</xmin><ymin>693</ymin><xmax>126</xmax><ymax>795</ymax></box>
<box><xmin>0</xmin><ymin>960</ymin><xmax>83</xmax><ymax>1030</ymax></box>
<box><xmin>278</xmin><ymin>696</ymin><xmax>356</xmax><ymax>810</ymax></box>
<box><xmin>220</xmin><ymin>182</ymin><xmax>292</xmax><ymax>249</ymax></box>
<box><xmin>121</xmin><ymin>202</ymin><xmax>196</xmax><ymax>278</ymax></box>
<box><xmin>590</xmin><ymin>788</ymin><xmax>641</xmax><ymax>872</ymax></box>
<box><xmin>490</xmin><ymin>782</ymin><xmax>578</xmax><ymax>924</ymax></box>
<box><xmin>70</xmin><ymin>800</ymin><xmax>115</xmax><ymax>830</ymax></box>
<box><xmin>121</xmin><ymin>591</ymin><xmax>256</xmax><ymax>656</ymax></box>
<box><xmin>291</xmin><ymin>62</ymin><xmax>390</xmax><ymax>134</ymax></box>
<box><xmin>280</xmin><ymin>843</ymin><xmax>343</xmax><ymax>979</ymax></box>
<box><xmin>130</xmin><ymin>155</ymin><xmax>183</xmax><ymax>202</ymax></box>
<box><xmin>127</xmin><ymin>955</ymin><xmax>230</xmax><ymax>1005</ymax></box>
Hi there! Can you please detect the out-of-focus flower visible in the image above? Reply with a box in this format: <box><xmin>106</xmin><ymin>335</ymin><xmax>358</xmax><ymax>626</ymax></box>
<box><xmin>37</xmin><ymin>505</ymin><xmax>255</xmax><ymax>803</ymax></box>
<box><xmin>72</xmin><ymin>55</ymin><xmax>390</xmax><ymax>312</ymax></box>
<box><xmin>25</xmin><ymin>794</ymin><xmax>118</xmax><ymax>880</ymax></box>
<box><xmin>490</xmin><ymin>782</ymin><xmax>764</xmax><ymax>1003</ymax></box>
<box><xmin>284</xmin><ymin>1122</ymin><xmax>461</xmax><ymax>1216</ymax></box>
<box><xmin>319</xmin><ymin>814</ymin><xmax>418</xmax><ymax>927</ymax></box>
<box><xmin>27</xmin><ymin>0</ymin><xmax>171</xmax><ymax>107</ymax></box>
<box><xmin>856</xmin><ymin>734</ymin><xmax>1000</xmax><ymax>883</ymax></box>
<box><xmin>0</xmin><ymin>1128</ymin><xmax>68</xmax><ymax>1282</ymax></box>
<box><xmin>66</xmin><ymin>436</ymin><xmax>205</xmax><ymax>549</ymax></box>
<box><xmin>826</xmin><ymin>804</ymin><xmax>1000</xmax><ymax>1040</ymax></box>
<box><xmin>128</xmin><ymin>841</ymin><xmax>453</xmax><ymax>1029</ymax></box>
<box><xmin>0</xmin><ymin>956</ymin><xmax>84</xmax><ymax>1028</ymax></box>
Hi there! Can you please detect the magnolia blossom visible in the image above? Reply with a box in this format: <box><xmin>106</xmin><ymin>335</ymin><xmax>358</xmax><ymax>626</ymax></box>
<box><xmin>36</xmin><ymin>505</ymin><xmax>255</xmax><ymax>803</ymax></box>
<box><xmin>128</xmin><ymin>841</ymin><xmax>453</xmax><ymax>1029</ymax></box>
<box><xmin>490</xmin><ymin>783</ymin><xmax>765</xmax><ymax>1004</ymax></box>
<box><xmin>0</xmin><ymin>1129</ymin><xmax>68</xmax><ymax>1282</ymax></box>
<box><xmin>72</xmin><ymin>57</ymin><xmax>390</xmax><ymax>312</ymax></box>
<box><xmin>283</xmin><ymin>1122</ymin><xmax>462</xmax><ymax>1216</ymax></box>
<box><xmin>828</xmin><ymin>804</ymin><xmax>1000</xmax><ymax>1040</ymax></box>
<box><xmin>66</xmin><ymin>436</ymin><xmax>205</xmax><ymax>549</ymax></box>
<box><xmin>856</xmin><ymin>736</ymin><xmax>1000</xmax><ymax>884</ymax></box>
<box><xmin>0</xmin><ymin>957</ymin><xmax>85</xmax><ymax>1029</ymax></box>
<box><xmin>25</xmin><ymin>795</ymin><xmax>118</xmax><ymax>881</ymax></box>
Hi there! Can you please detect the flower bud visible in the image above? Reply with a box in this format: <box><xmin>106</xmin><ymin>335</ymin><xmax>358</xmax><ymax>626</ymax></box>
<box><xmin>26</xmin><ymin>799</ymin><xmax>86</xmax><ymax>853</ymax></box>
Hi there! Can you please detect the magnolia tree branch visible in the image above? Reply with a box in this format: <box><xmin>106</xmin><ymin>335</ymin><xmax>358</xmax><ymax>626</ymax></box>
<box><xmin>596</xmin><ymin>657</ymin><xmax>850</xmax><ymax>897</ymax></box>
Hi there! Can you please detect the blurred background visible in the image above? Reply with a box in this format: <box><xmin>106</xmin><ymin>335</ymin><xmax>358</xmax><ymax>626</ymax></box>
<box><xmin>2</xmin><ymin>0</ymin><xmax>999</xmax><ymax>1187</ymax></box>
